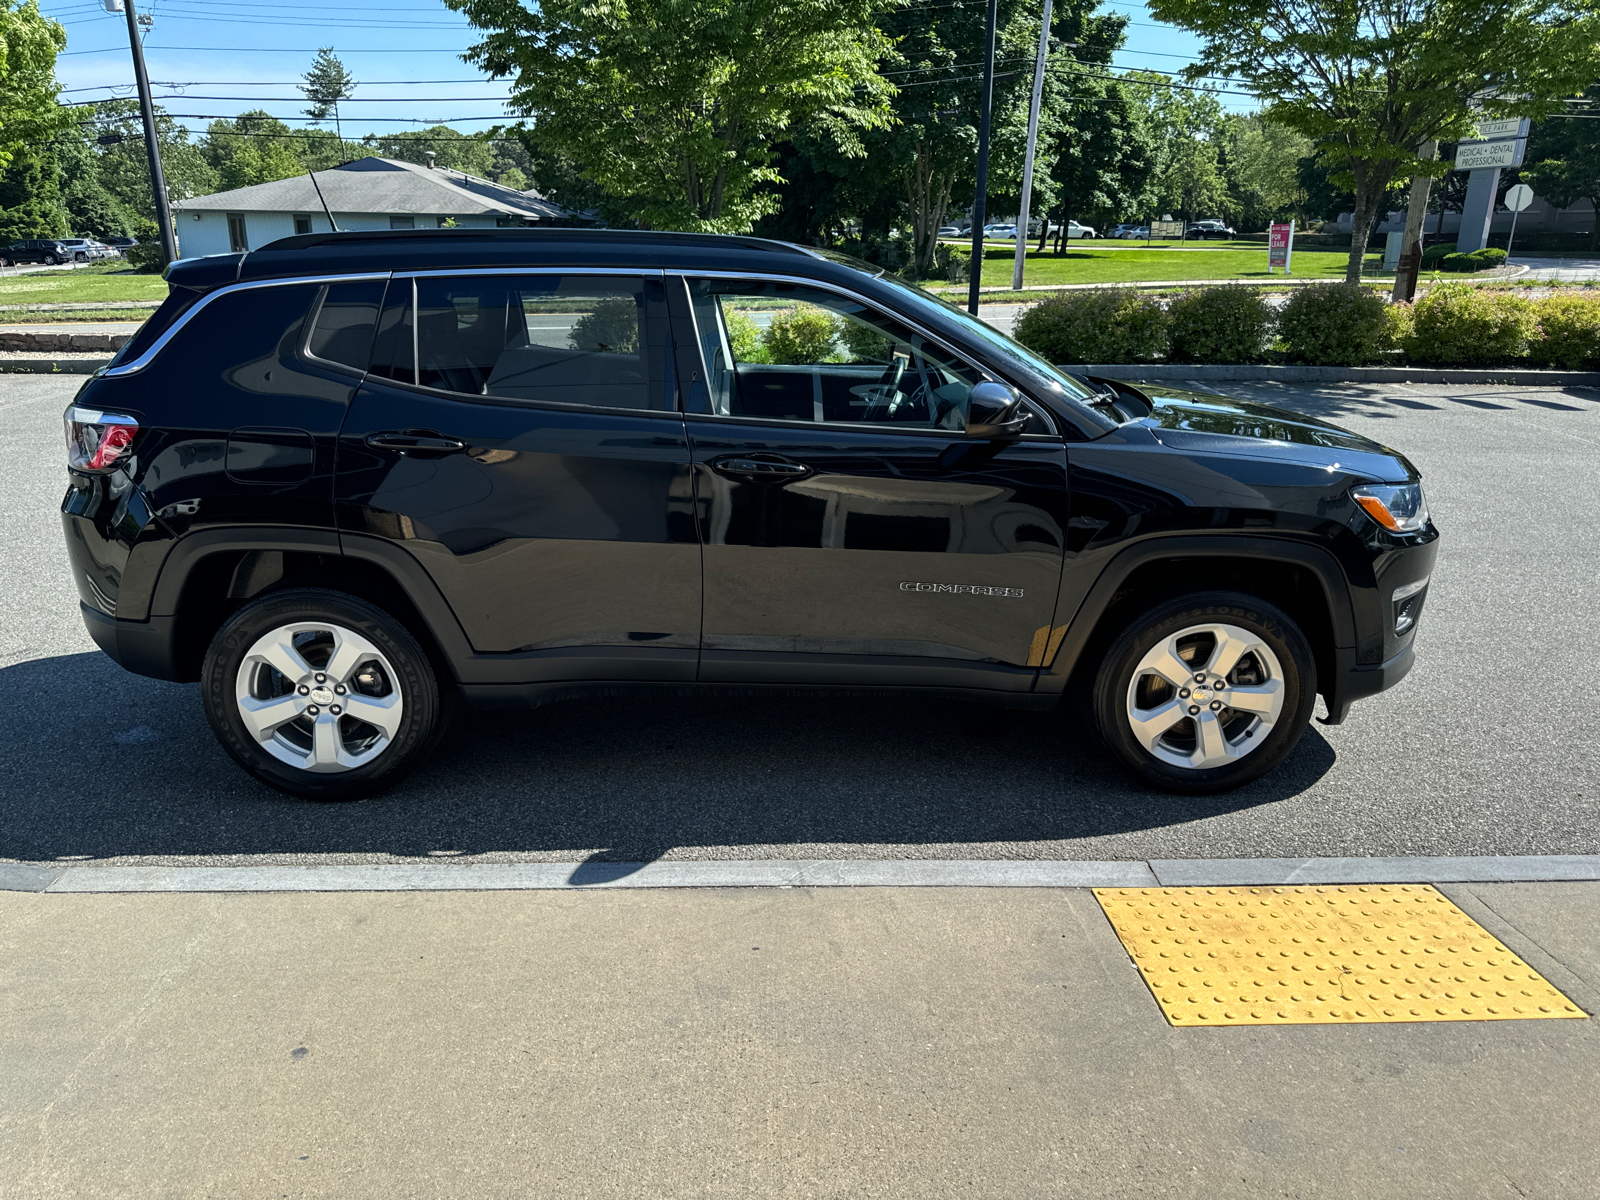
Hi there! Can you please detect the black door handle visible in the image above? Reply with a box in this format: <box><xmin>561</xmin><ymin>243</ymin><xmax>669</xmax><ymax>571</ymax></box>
<box><xmin>711</xmin><ymin>456</ymin><xmax>810</xmax><ymax>479</ymax></box>
<box><xmin>365</xmin><ymin>430</ymin><xmax>468</xmax><ymax>456</ymax></box>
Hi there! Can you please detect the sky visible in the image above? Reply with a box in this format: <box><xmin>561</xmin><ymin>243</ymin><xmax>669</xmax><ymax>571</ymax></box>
<box><xmin>47</xmin><ymin>0</ymin><xmax>1255</xmax><ymax>145</ymax></box>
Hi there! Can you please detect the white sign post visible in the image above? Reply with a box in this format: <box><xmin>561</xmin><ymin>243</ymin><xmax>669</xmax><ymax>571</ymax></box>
<box><xmin>1502</xmin><ymin>182</ymin><xmax>1534</xmax><ymax>261</ymax></box>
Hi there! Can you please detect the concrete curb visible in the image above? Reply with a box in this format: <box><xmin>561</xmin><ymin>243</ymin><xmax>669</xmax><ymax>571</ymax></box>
<box><xmin>0</xmin><ymin>358</ymin><xmax>108</xmax><ymax>374</ymax></box>
<box><xmin>8</xmin><ymin>854</ymin><xmax>1600</xmax><ymax>894</ymax></box>
<box><xmin>1080</xmin><ymin>363</ymin><xmax>1600</xmax><ymax>386</ymax></box>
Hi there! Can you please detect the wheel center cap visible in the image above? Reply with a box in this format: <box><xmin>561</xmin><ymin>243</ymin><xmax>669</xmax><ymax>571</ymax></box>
<box><xmin>1192</xmin><ymin>687</ymin><xmax>1212</xmax><ymax>704</ymax></box>
<box><xmin>309</xmin><ymin>685</ymin><xmax>335</xmax><ymax>706</ymax></box>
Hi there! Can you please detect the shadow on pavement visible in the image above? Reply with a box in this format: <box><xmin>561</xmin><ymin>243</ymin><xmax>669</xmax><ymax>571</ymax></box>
<box><xmin>0</xmin><ymin>652</ymin><xmax>1337</xmax><ymax>864</ymax></box>
<box><xmin>1214</xmin><ymin>383</ymin><xmax>1600</xmax><ymax>423</ymax></box>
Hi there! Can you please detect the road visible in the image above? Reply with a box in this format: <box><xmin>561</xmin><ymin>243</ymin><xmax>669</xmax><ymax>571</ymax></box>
<box><xmin>3</xmin><ymin>374</ymin><xmax>1598</xmax><ymax>870</ymax></box>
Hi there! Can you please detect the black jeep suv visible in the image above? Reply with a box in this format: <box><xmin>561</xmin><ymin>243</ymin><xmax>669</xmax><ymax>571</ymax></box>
<box><xmin>60</xmin><ymin>230</ymin><xmax>1437</xmax><ymax>799</ymax></box>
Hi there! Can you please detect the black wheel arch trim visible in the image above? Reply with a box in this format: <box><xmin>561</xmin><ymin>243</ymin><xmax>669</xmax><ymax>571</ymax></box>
<box><xmin>1039</xmin><ymin>534</ymin><xmax>1358</xmax><ymax>692</ymax></box>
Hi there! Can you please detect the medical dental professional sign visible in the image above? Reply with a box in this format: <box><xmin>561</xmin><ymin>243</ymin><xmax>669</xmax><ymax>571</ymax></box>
<box><xmin>1268</xmin><ymin>221</ymin><xmax>1294</xmax><ymax>274</ymax></box>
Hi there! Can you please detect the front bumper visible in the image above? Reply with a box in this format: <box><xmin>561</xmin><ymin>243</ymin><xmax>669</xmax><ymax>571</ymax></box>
<box><xmin>1318</xmin><ymin>641</ymin><xmax>1416</xmax><ymax>726</ymax></box>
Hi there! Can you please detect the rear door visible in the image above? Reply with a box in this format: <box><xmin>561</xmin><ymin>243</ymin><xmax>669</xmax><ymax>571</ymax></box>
<box><xmin>335</xmin><ymin>270</ymin><xmax>700</xmax><ymax>679</ymax></box>
<box><xmin>672</xmin><ymin>274</ymin><xmax>1070</xmax><ymax>693</ymax></box>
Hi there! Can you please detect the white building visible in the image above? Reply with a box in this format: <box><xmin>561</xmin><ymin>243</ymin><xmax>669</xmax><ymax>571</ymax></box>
<box><xmin>171</xmin><ymin>156</ymin><xmax>572</xmax><ymax>259</ymax></box>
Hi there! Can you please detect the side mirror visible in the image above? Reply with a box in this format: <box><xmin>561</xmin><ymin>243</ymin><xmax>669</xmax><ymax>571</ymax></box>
<box><xmin>966</xmin><ymin>380</ymin><xmax>1032</xmax><ymax>440</ymax></box>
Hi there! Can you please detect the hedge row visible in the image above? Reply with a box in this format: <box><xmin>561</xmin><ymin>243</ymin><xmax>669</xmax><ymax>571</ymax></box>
<box><xmin>1011</xmin><ymin>284</ymin><xmax>1600</xmax><ymax>368</ymax></box>
<box><xmin>1419</xmin><ymin>244</ymin><xmax>1509</xmax><ymax>274</ymax></box>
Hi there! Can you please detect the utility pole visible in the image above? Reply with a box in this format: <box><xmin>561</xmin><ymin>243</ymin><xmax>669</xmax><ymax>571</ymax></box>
<box><xmin>967</xmin><ymin>0</ymin><xmax>999</xmax><ymax>314</ymax></box>
<box><xmin>1012</xmin><ymin>0</ymin><xmax>1053</xmax><ymax>291</ymax></box>
<box><xmin>1391</xmin><ymin>140</ymin><xmax>1437</xmax><ymax>303</ymax></box>
<box><xmin>113</xmin><ymin>0</ymin><xmax>177</xmax><ymax>265</ymax></box>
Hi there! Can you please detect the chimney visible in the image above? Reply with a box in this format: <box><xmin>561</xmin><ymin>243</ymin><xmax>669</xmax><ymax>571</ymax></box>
<box><xmin>425</xmin><ymin>151</ymin><xmax>436</xmax><ymax>170</ymax></box>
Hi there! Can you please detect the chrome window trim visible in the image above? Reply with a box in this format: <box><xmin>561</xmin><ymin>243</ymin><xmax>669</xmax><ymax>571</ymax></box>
<box><xmin>668</xmin><ymin>269</ymin><xmax>1061</xmax><ymax>440</ymax></box>
<box><xmin>102</xmin><ymin>271</ymin><xmax>391</xmax><ymax>378</ymax></box>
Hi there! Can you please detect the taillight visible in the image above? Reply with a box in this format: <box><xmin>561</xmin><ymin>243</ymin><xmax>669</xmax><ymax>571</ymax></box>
<box><xmin>65</xmin><ymin>405</ymin><xmax>139</xmax><ymax>471</ymax></box>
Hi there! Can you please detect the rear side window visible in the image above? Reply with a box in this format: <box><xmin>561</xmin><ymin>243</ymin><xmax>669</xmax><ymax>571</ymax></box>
<box><xmin>107</xmin><ymin>285</ymin><xmax>207</xmax><ymax>368</ymax></box>
<box><xmin>305</xmin><ymin>279</ymin><xmax>385</xmax><ymax>373</ymax></box>
<box><xmin>148</xmin><ymin>283</ymin><xmax>320</xmax><ymax>378</ymax></box>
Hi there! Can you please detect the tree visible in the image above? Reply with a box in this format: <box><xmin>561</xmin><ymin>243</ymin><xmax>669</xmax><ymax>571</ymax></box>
<box><xmin>1147</xmin><ymin>0</ymin><xmax>1600</xmax><ymax>281</ymax></box>
<box><xmin>57</xmin><ymin>134</ymin><xmax>134</xmax><ymax>238</ymax></box>
<box><xmin>363</xmin><ymin>126</ymin><xmax>495</xmax><ymax>177</ymax></box>
<box><xmin>0</xmin><ymin>146</ymin><xmax>67</xmax><ymax>241</ymax></box>
<box><xmin>0</xmin><ymin>0</ymin><xmax>70</xmax><ymax>168</ymax></box>
<box><xmin>1219</xmin><ymin>115</ymin><xmax>1311</xmax><ymax>232</ymax></box>
<box><xmin>87</xmin><ymin>100</ymin><xmax>217</xmax><ymax>237</ymax></box>
<box><xmin>300</xmin><ymin>48</ymin><xmax>356</xmax><ymax>145</ymax></box>
<box><xmin>444</xmin><ymin>0</ymin><xmax>896</xmax><ymax>232</ymax></box>
<box><xmin>1122</xmin><ymin>72</ymin><xmax>1227</xmax><ymax>229</ymax></box>
<box><xmin>202</xmin><ymin>112</ymin><xmax>308</xmax><ymax>191</ymax></box>
<box><xmin>1522</xmin><ymin>89</ymin><xmax>1600</xmax><ymax>251</ymax></box>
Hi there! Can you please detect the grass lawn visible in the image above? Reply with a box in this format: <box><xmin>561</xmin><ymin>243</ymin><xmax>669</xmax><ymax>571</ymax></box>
<box><xmin>0</xmin><ymin>264</ymin><xmax>167</xmax><ymax>309</ymax></box>
<box><xmin>959</xmin><ymin>242</ymin><xmax>1384</xmax><ymax>287</ymax></box>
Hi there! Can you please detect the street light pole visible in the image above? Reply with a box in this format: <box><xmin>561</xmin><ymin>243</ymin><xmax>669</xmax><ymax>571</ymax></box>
<box><xmin>967</xmin><ymin>0</ymin><xmax>999</xmax><ymax>315</ymax></box>
<box><xmin>1012</xmin><ymin>0</ymin><xmax>1053</xmax><ymax>291</ymax></box>
<box><xmin>118</xmin><ymin>0</ymin><xmax>177</xmax><ymax>265</ymax></box>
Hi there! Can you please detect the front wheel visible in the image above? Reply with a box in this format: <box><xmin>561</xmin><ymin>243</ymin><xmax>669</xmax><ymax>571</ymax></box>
<box><xmin>201</xmin><ymin>588</ymin><xmax>448</xmax><ymax>800</ymax></box>
<box><xmin>42</xmin><ymin>254</ymin><xmax>58</xmax><ymax>265</ymax></box>
<box><xmin>1092</xmin><ymin>592</ymin><xmax>1317</xmax><ymax>793</ymax></box>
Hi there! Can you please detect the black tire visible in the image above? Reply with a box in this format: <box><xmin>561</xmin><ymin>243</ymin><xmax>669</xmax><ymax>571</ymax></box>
<box><xmin>201</xmin><ymin>588</ymin><xmax>448</xmax><ymax>800</ymax></box>
<box><xmin>42</xmin><ymin>254</ymin><xmax>58</xmax><ymax>265</ymax></box>
<box><xmin>74</xmin><ymin>252</ymin><xmax>87</xmax><ymax>262</ymax></box>
<box><xmin>1092</xmin><ymin>591</ymin><xmax>1317</xmax><ymax>793</ymax></box>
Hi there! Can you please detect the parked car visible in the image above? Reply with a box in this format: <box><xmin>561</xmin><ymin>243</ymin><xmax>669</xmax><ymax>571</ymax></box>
<box><xmin>1063</xmin><ymin>221</ymin><xmax>1096</xmax><ymax>239</ymax></box>
<box><xmin>60</xmin><ymin>237</ymin><xmax>116</xmax><ymax>262</ymax></box>
<box><xmin>1186</xmin><ymin>220</ymin><xmax>1237</xmax><ymax>240</ymax></box>
<box><xmin>103</xmin><ymin>236</ymin><xmax>139</xmax><ymax>254</ymax></box>
<box><xmin>62</xmin><ymin>228</ymin><xmax>1438</xmax><ymax>799</ymax></box>
<box><xmin>2</xmin><ymin>239</ymin><xmax>75</xmax><ymax>265</ymax></box>
<box><xmin>1115</xmin><ymin>225</ymin><xmax>1150</xmax><ymax>240</ymax></box>
<box><xmin>936</xmin><ymin>225</ymin><xmax>963</xmax><ymax>237</ymax></box>
<box><xmin>982</xmin><ymin>224</ymin><xmax>1019</xmax><ymax>240</ymax></box>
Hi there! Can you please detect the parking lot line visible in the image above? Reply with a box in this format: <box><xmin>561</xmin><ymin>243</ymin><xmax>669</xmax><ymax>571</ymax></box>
<box><xmin>1095</xmin><ymin>884</ymin><xmax>1589</xmax><ymax>1025</ymax></box>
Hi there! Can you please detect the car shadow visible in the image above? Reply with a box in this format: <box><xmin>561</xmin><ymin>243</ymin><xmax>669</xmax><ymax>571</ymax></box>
<box><xmin>0</xmin><ymin>652</ymin><xmax>1337</xmax><ymax>865</ymax></box>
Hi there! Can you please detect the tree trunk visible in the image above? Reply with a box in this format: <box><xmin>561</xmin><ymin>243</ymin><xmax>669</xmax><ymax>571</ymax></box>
<box><xmin>1345</xmin><ymin>163</ymin><xmax>1397</xmax><ymax>283</ymax></box>
<box><xmin>1590</xmin><ymin>199</ymin><xmax>1599</xmax><ymax>252</ymax></box>
<box><xmin>1036</xmin><ymin>213</ymin><xmax>1049</xmax><ymax>254</ymax></box>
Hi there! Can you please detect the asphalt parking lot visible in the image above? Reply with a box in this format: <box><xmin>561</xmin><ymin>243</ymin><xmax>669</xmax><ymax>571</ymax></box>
<box><xmin>2</xmin><ymin>374</ymin><xmax>1597</xmax><ymax>869</ymax></box>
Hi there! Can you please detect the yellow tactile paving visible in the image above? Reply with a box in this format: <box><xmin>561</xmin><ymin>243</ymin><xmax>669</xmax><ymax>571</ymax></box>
<box><xmin>1094</xmin><ymin>884</ymin><xmax>1588</xmax><ymax>1026</ymax></box>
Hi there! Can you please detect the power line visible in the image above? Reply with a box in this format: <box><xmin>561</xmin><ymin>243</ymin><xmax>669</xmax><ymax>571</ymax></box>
<box><xmin>62</xmin><ymin>78</ymin><xmax>501</xmax><ymax>90</ymax></box>
<box><xmin>64</xmin><ymin>44</ymin><xmax>477</xmax><ymax>55</ymax></box>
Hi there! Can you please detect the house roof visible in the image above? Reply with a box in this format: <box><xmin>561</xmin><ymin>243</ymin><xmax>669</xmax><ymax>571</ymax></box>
<box><xmin>172</xmin><ymin>156</ymin><xmax>568</xmax><ymax>220</ymax></box>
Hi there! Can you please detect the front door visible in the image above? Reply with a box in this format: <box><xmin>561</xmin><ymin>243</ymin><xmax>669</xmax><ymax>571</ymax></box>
<box><xmin>674</xmin><ymin>276</ymin><xmax>1069</xmax><ymax>692</ymax></box>
<box><xmin>336</xmin><ymin>271</ymin><xmax>700</xmax><ymax>679</ymax></box>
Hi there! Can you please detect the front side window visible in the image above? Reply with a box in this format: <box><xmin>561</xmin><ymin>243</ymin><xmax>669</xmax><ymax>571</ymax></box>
<box><xmin>387</xmin><ymin>274</ymin><xmax>657</xmax><ymax>411</ymax></box>
<box><xmin>227</xmin><ymin>213</ymin><xmax>248</xmax><ymax>253</ymax></box>
<box><xmin>684</xmin><ymin>278</ymin><xmax>981</xmax><ymax>430</ymax></box>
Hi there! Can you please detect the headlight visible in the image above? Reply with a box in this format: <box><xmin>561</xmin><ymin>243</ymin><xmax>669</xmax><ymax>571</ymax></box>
<box><xmin>1352</xmin><ymin>483</ymin><xmax>1429</xmax><ymax>534</ymax></box>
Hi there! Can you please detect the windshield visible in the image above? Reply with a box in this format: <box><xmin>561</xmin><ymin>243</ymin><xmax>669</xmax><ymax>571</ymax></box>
<box><xmin>802</xmin><ymin>249</ymin><xmax>1096</xmax><ymax>404</ymax></box>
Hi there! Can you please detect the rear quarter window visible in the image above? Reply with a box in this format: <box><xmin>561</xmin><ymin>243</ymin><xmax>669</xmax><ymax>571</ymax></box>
<box><xmin>139</xmin><ymin>283</ymin><xmax>321</xmax><ymax>380</ymax></box>
<box><xmin>107</xmin><ymin>286</ymin><xmax>207</xmax><ymax>368</ymax></box>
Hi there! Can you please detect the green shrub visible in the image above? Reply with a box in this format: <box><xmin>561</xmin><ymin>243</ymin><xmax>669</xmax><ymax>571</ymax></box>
<box><xmin>1404</xmin><ymin>284</ymin><xmax>1533</xmax><ymax>364</ymax></box>
<box><xmin>1530</xmin><ymin>292</ymin><xmax>1600</xmax><ymax>368</ymax></box>
<box><xmin>1011</xmin><ymin>287</ymin><xmax>1168</xmax><ymax>364</ymax></box>
<box><xmin>762</xmin><ymin>306</ymin><xmax>839</xmax><ymax>364</ymax></box>
<box><xmin>1278</xmin><ymin>283</ymin><xmax>1391</xmax><ymax>365</ymax></box>
<box><xmin>837</xmin><ymin>316</ymin><xmax>892</xmax><ymax>363</ymax></box>
<box><xmin>1420</xmin><ymin>242</ymin><xmax>1457</xmax><ymax>268</ymax></box>
<box><xmin>1166</xmin><ymin>286</ymin><xmax>1275</xmax><ymax>363</ymax></box>
<box><xmin>1438</xmin><ymin>247</ymin><xmax>1507</xmax><ymax>273</ymax></box>
<box><xmin>1381</xmin><ymin>301</ymin><xmax>1414</xmax><ymax>353</ymax></box>
<box><xmin>935</xmin><ymin>242</ymin><xmax>970</xmax><ymax>284</ymax></box>
<box><xmin>567</xmin><ymin>296</ymin><xmax>639</xmax><ymax>354</ymax></box>
<box><xmin>122</xmin><ymin>242</ymin><xmax>165</xmax><ymax>274</ymax></box>
<box><xmin>723</xmin><ymin>310</ymin><xmax>767</xmax><ymax>363</ymax></box>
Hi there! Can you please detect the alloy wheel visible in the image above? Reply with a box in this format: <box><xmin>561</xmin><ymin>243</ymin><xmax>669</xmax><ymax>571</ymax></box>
<box><xmin>234</xmin><ymin>620</ymin><xmax>404</xmax><ymax>773</ymax></box>
<box><xmin>1124</xmin><ymin>622</ymin><xmax>1285</xmax><ymax>770</ymax></box>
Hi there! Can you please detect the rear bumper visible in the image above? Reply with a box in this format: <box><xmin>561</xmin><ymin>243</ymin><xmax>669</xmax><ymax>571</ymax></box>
<box><xmin>1318</xmin><ymin>640</ymin><xmax>1415</xmax><ymax>726</ymax></box>
<box><xmin>80</xmin><ymin>602</ymin><xmax>185</xmax><ymax>681</ymax></box>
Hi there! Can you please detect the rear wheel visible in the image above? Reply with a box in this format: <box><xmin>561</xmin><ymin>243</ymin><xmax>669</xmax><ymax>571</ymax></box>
<box><xmin>1092</xmin><ymin>592</ymin><xmax>1316</xmax><ymax>793</ymax></box>
<box><xmin>201</xmin><ymin>589</ymin><xmax>447</xmax><ymax>800</ymax></box>
<box><xmin>42</xmin><ymin>254</ymin><xmax>58</xmax><ymax>265</ymax></box>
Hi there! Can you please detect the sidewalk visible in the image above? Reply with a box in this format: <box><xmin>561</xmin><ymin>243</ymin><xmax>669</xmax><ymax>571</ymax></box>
<box><xmin>2</xmin><ymin>878</ymin><xmax>1594</xmax><ymax>1197</ymax></box>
